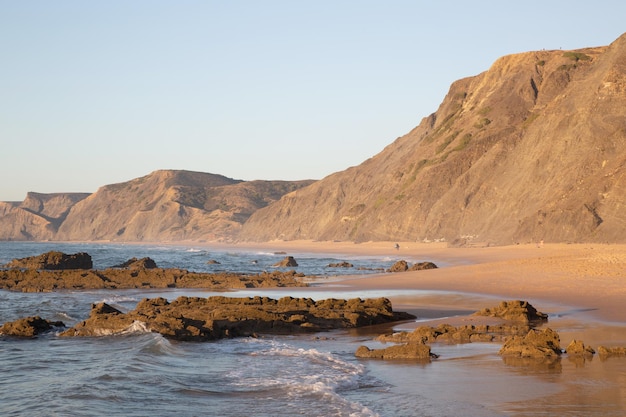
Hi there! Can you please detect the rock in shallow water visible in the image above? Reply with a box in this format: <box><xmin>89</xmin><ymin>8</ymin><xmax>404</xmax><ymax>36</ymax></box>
<box><xmin>59</xmin><ymin>296</ymin><xmax>415</xmax><ymax>341</ymax></box>
<box><xmin>0</xmin><ymin>316</ymin><xmax>65</xmax><ymax>337</ymax></box>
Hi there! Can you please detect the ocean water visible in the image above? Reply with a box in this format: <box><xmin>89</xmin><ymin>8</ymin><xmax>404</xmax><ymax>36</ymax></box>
<box><xmin>1</xmin><ymin>242</ymin><xmax>626</xmax><ymax>417</ymax></box>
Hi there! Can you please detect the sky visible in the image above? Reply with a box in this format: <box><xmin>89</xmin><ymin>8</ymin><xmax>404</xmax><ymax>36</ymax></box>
<box><xmin>1</xmin><ymin>1</ymin><xmax>624</xmax><ymax>201</ymax></box>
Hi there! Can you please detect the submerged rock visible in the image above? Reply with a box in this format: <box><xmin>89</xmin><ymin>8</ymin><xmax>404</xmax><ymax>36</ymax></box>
<box><xmin>273</xmin><ymin>256</ymin><xmax>298</xmax><ymax>267</ymax></box>
<box><xmin>112</xmin><ymin>257</ymin><xmax>158</xmax><ymax>269</ymax></box>
<box><xmin>59</xmin><ymin>296</ymin><xmax>415</xmax><ymax>341</ymax></box>
<box><xmin>328</xmin><ymin>261</ymin><xmax>353</xmax><ymax>268</ymax></box>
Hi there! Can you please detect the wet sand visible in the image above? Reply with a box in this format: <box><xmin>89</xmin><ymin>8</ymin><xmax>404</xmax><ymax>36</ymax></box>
<box><xmin>229</xmin><ymin>240</ymin><xmax>626</xmax><ymax>322</ymax></box>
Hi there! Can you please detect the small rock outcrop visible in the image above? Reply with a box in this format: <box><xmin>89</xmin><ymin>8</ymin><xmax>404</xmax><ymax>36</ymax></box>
<box><xmin>474</xmin><ymin>300</ymin><xmax>548</xmax><ymax>323</ymax></box>
<box><xmin>565</xmin><ymin>339</ymin><xmax>595</xmax><ymax>357</ymax></box>
<box><xmin>328</xmin><ymin>261</ymin><xmax>354</xmax><ymax>268</ymax></box>
<box><xmin>387</xmin><ymin>260</ymin><xmax>409</xmax><ymax>272</ymax></box>
<box><xmin>0</xmin><ymin>316</ymin><xmax>65</xmax><ymax>337</ymax></box>
<box><xmin>4</xmin><ymin>251</ymin><xmax>93</xmax><ymax>270</ymax></box>
<box><xmin>409</xmin><ymin>261</ymin><xmax>438</xmax><ymax>271</ymax></box>
<box><xmin>355</xmin><ymin>342</ymin><xmax>435</xmax><ymax>360</ymax></box>
<box><xmin>499</xmin><ymin>328</ymin><xmax>562</xmax><ymax>358</ymax></box>
<box><xmin>596</xmin><ymin>346</ymin><xmax>626</xmax><ymax>358</ymax></box>
<box><xmin>273</xmin><ymin>256</ymin><xmax>298</xmax><ymax>267</ymax></box>
<box><xmin>387</xmin><ymin>260</ymin><xmax>438</xmax><ymax>272</ymax></box>
<box><xmin>377</xmin><ymin>322</ymin><xmax>531</xmax><ymax>345</ymax></box>
<box><xmin>112</xmin><ymin>257</ymin><xmax>158</xmax><ymax>269</ymax></box>
<box><xmin>59</xmin><ymin>296</ymin><xmax>415</xmax><ymax>341</ymax></box>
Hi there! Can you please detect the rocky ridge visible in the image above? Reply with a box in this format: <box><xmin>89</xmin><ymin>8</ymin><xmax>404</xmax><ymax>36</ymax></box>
<box><xmin>0</xmin><ymin>251</ymin><xmax>307</xmax><ymax>292</ymax></box>
<box><xmin>0</xmin><ymin>170</ymin><xmax>313</xmax><ymax>242</ymax></box>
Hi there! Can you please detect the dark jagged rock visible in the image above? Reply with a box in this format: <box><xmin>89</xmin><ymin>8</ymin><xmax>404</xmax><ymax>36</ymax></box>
<box><xmin>273</xmin><ymin>256</ymin><xmax>298</xmax><ymax>267</ymax></box>
<box><xmin>112</xmin><ymin>257</ymin><xmax>158</xmax><ymax>269</ymax></box>
<box><xmin>0</xmin><ymin>316</ymin><xmax>65</xmax><ymax>337</ymax></box>
<box><xmin>59</xmin><ymin>296</ymin><xmax>415</xmax><ymax>341</ymax></box>
<box><xmin>473</xmin><ymin>300</ymin><xmax>548</xmax><ymax>323</ymax></box>
<box><xmin>5</xmin><ymin>251</ymin><xmax>92</xmax><ymax>270</ymax></box>
<box><xmin>499</xmin><ymin>328</ymin><xmax>562</xmax><ymax>358</ymax></box>
<box><xmin>355</xmin><ymin>342</ymin><xmax>436</xmax><ymax>360</ymax></box>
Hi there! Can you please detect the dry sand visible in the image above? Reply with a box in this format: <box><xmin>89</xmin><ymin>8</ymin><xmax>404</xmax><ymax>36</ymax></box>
<box><xmin>225</xmin><ymin>240</ymin><xmax>626</xmax><ymax>324</ymax></box>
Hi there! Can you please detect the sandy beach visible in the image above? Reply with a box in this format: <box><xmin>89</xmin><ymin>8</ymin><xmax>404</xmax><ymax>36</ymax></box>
<box><xmin>232</xmin><ymin>241</ymin><xmax>625</xmax><ymax>319</ymax></box>
<box><xmin>213</xmin><ymin>240</ymin><xmax>626</xmax><ymax>351</ymax></box>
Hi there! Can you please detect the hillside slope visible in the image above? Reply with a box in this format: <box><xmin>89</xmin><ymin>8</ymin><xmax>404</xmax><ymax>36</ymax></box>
<box><xmin>1</xmin><ymin>171</ymin><xmax>313</xmax><ymax>242</ymax></box>
<box><xmin>240</xmin><ymin>33</ymin><xmax>626</xmax><ymax>245</ymax></box>
<box><xmin>0</xmin><ymin>192</ymin><xmax>90</xmax><ymax>240</ymax></box>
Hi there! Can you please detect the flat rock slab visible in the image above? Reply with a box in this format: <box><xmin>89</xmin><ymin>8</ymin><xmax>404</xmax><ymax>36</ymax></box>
<box><xmin>0</xmin><ymin>268</ymin><xmax>307</xmax><ymax>292</ymax></box>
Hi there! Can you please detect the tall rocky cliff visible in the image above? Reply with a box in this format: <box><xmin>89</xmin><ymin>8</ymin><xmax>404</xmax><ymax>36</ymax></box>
<box><xmin>0</xmin><ymin>171</ymin><xmax>313</xmax><ymax>242</ymax></box>
<box><xmin>240</xmin><ymin>33</ymin><xmax>626</xmax><ymax>245</ymax></box>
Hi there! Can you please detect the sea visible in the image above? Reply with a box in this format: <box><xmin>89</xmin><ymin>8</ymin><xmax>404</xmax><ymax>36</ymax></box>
<box><xmin>1</xmin><ymin>242</ymin><xmax>625</xmax><ymax>417</ymax></box>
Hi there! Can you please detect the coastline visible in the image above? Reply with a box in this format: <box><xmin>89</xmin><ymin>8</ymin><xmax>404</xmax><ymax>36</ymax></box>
<box><xmin>40</xmin><ymin>239</ymin><xmax>626</xmax><ymax>324</ymax></box>
<box><xmin>243</xmin><ymin>240</ymin><xmax>626</xmax><ymax>323</ymax></box>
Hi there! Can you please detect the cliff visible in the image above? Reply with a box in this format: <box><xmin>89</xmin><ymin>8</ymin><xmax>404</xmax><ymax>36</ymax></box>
<box><xmin>240</xmin><ymin>33</ymin><xmax>626</xmax><ymax>245</ymax></box>
<box><xmin>0</xmin><ymin>170</ymin><xmax>313</xmax><ymax>242</ymax></box>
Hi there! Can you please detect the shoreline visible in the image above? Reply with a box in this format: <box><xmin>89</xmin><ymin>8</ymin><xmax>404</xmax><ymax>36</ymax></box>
<box><xmin>6</xmin><ymin>239</ymin><xmax>626</xmax><ymax>323</ymax></box>
<box><xmin>227</xmin><ymin>240</ymin><xmax>626</xmax><ymax>324</ymax></box>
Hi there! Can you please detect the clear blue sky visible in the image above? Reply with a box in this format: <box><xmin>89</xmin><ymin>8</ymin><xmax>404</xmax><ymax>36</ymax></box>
<box><xmin>1</xmin><ymin>1</ymin><xmax>624</xmax><ymax>201</ymax></box>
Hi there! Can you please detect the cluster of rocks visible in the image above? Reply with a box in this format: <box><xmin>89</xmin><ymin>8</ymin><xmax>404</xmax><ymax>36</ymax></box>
<box><xmin>1</xmin><ymin>296</ymin><xmax>415</xmax><ymax>341</ymax></box>
<box><xmin>355</xmin><ymin>300</ymin><xmax>626</xmax><ymax>363</ymax></box>
<box><xmin>386</xmin><ymin>260</ymin><xmax>438</xmax><ymax>272</ymax></box>
<box><xmin>0</xmin><ymin>251</ymin><xmax>307</xmax><ymax>292</ymax></box>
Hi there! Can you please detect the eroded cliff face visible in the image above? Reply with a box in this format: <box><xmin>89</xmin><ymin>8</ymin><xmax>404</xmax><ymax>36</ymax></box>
<box><xmin>0</xmin><ymin>171</ymin><xmax>313</xmax><ymax>242</ymax></box>
<box><xmin>240</xmin><ymin>33</ymin><xmax>626</xmax><ymax>245</ymax></box>
<box><xmin>0</xmin><ymin>192</ymin><xmax>90</xmax><ymax>240</ymax></box>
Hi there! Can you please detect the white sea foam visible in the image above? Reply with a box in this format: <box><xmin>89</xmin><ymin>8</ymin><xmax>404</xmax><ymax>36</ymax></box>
<box><xmin>120</xmin><ymin>320</ymin><xmax>151</xmax><ymax>335</ymax></box>
<box><xmin>99</xmin><ymin>295</ymin><xmax>139</xmax><ymax>304</ymax></box>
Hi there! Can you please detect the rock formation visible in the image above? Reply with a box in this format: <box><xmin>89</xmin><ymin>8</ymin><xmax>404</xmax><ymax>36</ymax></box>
<box><xmin>273</xmin><ymin>256</ymin><xmax>298</xmax><ymax>267</ymax></box>
<box><xmin>0</xmin><ymin>170</ymin><xmax>313</xmax><ymax>242</ymax></box>
<box><xmin>112</xmin><ymin>257</ymin><xmax>158</xmax><ymax>269</ymax></box>
<box><xmin>474</xmin><ymin>300</ymin><xmax>548</xmax><ymax>323</ymax></box>
<box><xmin>355</xmin><ymin>342</ymin><xmax>435</xmax><ymax>360</ymax></box>
<box><xmin>240</xmin><ymin>33</ymin><xmax>626</xmax><ymax>245</ymax></box>
<box><xmin>59</xmin><ymin>296</ymin><xmax>415</xmax><ymax>341</ymax></box>
<box><xmin>0</xmin><ymin>251</ymin><xmax>308</xmax><ymax>291</ymax></box>
<box><xmin>387</xmin><ymin>260</ymin><xmax>438</xmax><ymax>272</ymax></box>
<box><xmin>0</xmin><ymin>316</ymin><xmax>65</xmax><ymax>338</ymax></box>
<box><xmin>0</xmin><ymin>192</ymin><xmax>89</xmax><ymax>241</ymax></box>
<box><xmin>499</xmin><ymin>328</ymin><xmax>562</xmax><ymax>359</ymax></box>
<box><xmin>4</xmin><ymin>251</ymin><xmax>93</xmax><ymax>270</ymax></box>
<box><xmin>0</xmin><ymin>267</ymin><xmax>307</xmax><ymax>292</ymax></box>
